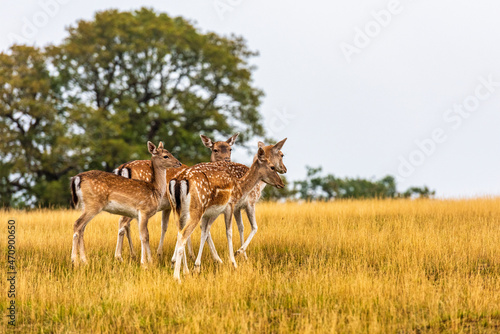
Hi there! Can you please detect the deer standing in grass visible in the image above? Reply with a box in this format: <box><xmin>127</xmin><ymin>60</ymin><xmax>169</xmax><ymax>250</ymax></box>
<box><xmin>229</xmin><ymin>139</ymin><xmax>287</xmax><ymax>258</ymax></box>
<box><xmin>70</xmin><ymin>142</ymin><xmax>181</xmax><ymax>266</ymax></box>
<box><xmin>182</xmin><ymin>139</ymin><xmax>288</xmax><ymax>270</ymax></box>
<box><xmin>169</xmin><ymin>146</ymin><xmax>285</xmax><ymax>282</ymax></box>
<box><xmin>112</xmin><ymin>133</ymin><xmax>239</xmax><ymax>261</ymax></box>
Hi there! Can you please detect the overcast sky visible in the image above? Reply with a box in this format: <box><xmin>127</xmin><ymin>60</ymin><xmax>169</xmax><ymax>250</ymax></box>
<box><xmin>2</xmin><ymin>0</ymin><xmax>500</xmax><ymax>197</ymax></box>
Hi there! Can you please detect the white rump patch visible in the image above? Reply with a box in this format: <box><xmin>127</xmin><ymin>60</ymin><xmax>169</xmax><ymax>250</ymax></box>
<box><xmin>169</xmin><ymin>180</ymin><xmax>177</xmax><ymax>207</ymax></box>
<box><xmin>180</xmin><ymin>180</ymin><xmax>191</xmax><ymax>222</ymax></box>
<box><xmin>180</xmin><ymin>180</ymin><xmax>188</xmax><ymax>198</ymax></box>
<box><xmin>73</xmin><ymin>176</ymin><xmax>84</xmax><ymax>209</ymax></box>
<box><xmin>120</xmin><ymin>168</ymin><xmax>130</xmax><ymax>178</ymax></box>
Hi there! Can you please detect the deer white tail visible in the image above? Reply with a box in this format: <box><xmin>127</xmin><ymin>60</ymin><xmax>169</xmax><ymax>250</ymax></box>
<box><xmin>168</xmin><ymin>179</ymin><xmax>191</xmax><ymax>230</ymax></box>
<box><xmin>169</xmin><ymin>179</ymin><xmax>190</xmax><ymax>214</ymax></box>
<box><xmin>179</xmin><ymin>180</ymin><xmax>191</xmax><ymax>220</ymax></box>
<box><xmin>113</xmin><ymin>167</ymin><xmax>131</xmax><ymax>178</ymax></box>
<box><xmin>70</xmin><ymin>176</ymin><xmax>82</xmax><ymax>208</ymax></box>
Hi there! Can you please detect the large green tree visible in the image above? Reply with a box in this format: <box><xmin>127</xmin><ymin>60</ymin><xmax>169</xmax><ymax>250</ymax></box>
<box><xmin>50</xmin><ymin>8</ymin><xmax>264</xmax><ymax>169</ymax></box>
<box><xmin>0</xmin><ymin>45</ymin><xmax>83</xmax><ymax>207</ymax></box>
<box><xmin>0</xmin><ymin>8</ymin><xmax>265</xmax><ymax>207</ymax></box>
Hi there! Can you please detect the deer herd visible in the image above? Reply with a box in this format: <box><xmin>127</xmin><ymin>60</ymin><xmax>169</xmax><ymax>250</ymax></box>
<box><xmin>70</xmin><ymin>134</ymin><xmax>287</xmax><ymax>282</ymax></box>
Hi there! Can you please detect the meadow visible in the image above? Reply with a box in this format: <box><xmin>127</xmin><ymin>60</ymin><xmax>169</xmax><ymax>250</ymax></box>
<box><xmin>1</xmin><ymin>199</ymin><xmax>500</xmax><ymax>333</ymax></box>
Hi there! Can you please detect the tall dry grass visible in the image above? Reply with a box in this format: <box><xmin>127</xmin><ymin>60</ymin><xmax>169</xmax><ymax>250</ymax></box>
<box><xmin>1</xmin><ymin>199</ymin><xmax>500</xmax><ymax>333</ymax></box>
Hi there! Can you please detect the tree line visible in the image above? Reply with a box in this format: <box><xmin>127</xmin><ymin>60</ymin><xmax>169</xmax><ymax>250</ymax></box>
<box><xmin>262</xmin><ymin>167</ymin><xmax>435</xmax><ymax>201</ymax></box>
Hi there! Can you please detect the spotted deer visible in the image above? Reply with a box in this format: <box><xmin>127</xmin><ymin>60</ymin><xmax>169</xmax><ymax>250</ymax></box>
<box><xmin>70</xmin><ymin>142</ymin><xmax>181</xmax><ymax>267</ymax></box>
<box><xmin>112</xmin><ymin>133</ymin><xmax>239</xmax><ymax>261</ymax></box>
<box><xmin>186</xmin><ymin>138</ymin><xmax>287</xmax><ymax>269</ymax></box>
<box><xmin>169</xmin><ymin>146</ymin><xmax>285</xmax><ymax>282</ymax></box>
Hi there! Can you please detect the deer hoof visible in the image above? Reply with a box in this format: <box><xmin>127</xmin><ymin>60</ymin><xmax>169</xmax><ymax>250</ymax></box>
<box><xmin>235</xmin><ymin>249</ymin><xmax>247</xmax><ymax>259</ymax></box>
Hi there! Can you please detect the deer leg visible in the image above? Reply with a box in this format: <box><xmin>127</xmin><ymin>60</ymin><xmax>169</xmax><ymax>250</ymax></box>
<box><xmin>124</xmin><ymin>218</ymin><xmax>136</xmax><ymax>259</ymax></box>
<box><xmin>173</xmin><ymin>233</ymin><xmax>184</xmax><ymax>282</ymax></box>
<box><xmin>205</xmin><ymin>224</ymin><xmax>223</xmax><ymax>264</ymax></box>
<box><xmin>194</xmin><ymin>216</ymin><xmax>217</xmax><ymax>273</ymax></box>
<box><xmin>224</xmin><ymin>207</ymin><xmax>237</xmax><ymax>269</ymax></box>
<box><xmin>173</xmin><ymin>213</ymin><xmax>201</xmax><ymax>283</ymax></box>
<box><xmin>138</xmin><ymin>212</ymin><xmax>153</xmax><ymax>267</ymax></box>
<box><xmin>182</xmin><ymin>243</ymin><xmax>189</xmax><ymax>275</ymax></box>
<box><xmin>170</xmin><ymin>208</ymin><xmax>186</xmax><ymax>266</ymax></box>
<box><xmin>115</xmin><ymin>216</ymin><xmax>134</xmax><ymax>261</ymax></box>
<box><xmin>170</xmin><ymin>247</ymin><xmax>177</xmax><ymax>267</ymax></box>
<box><xmin>157</xmin><ymin>209</ymin><xmax>171</xmax><ymax>257</ymax></box>
<box><xmin>78</xmin><ymin>222</ymin><xmax>90</xmax><ymax>263</ymax></box>
<box><xmin>201</xmin><ymin>210</ymin><xmax>228</xmax><ymax>264</ymax></box>
<box><xmin>236</xmin><ymin>203</ymin><xmax>257</xmax><ymax>258</ymax></box>
<box><xmin>72</xmin><ymin>210</ymin><xmax>97</xmax><ymax>265</ymax></box>
<box><xmin>170</xmin><ymin>210</ymin><xmax>192</xmax><ymax>266</ymax></box>
<box><xmin>233</xmin><ymin>208</ymin><xmax>246</xmax><ymax>259</ymax></box>
<box><xmin>187</xmin><ymin>236</ymin><xmax>195</xmax><ymax>260</ymax></box>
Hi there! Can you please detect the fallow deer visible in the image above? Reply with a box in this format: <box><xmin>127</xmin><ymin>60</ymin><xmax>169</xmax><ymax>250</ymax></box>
<box><xmin>233</xmin><ymin>139</ymin><xmax>287</xmax><ymax>257</ymax></box>
<box><xmin>169</xmin><ymin>146</ymin><xmax>285</xmax><ymax>282</ymax></box>
<box><xmin>112</xmin><ymin>133</ymin><xmax>239</xmax><ymax>261</ymax></box>
<box><xmin>70</xmin><ymin>142</ymin><xmax>181</xmax><ymax>267</ymax></box>
<box><xmin>188</xmin><ymin>138</ymin><xmax>287</xmax><ymax>269</ymax></box>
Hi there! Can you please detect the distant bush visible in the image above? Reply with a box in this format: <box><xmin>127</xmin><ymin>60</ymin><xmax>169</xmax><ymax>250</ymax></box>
<box><xmin>263</xmin><ymin>166</ymin><xmax>435</xmax><ymax>201</ymax></box>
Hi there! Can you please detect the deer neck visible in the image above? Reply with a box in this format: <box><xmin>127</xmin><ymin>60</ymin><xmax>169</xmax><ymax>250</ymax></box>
<box><xmin>238</xmin><ymin>162</ymin><xmax>263</xmax><ymax>197</ymax></box>
<box><xmin>151</xmin><ymin>159</ymin><xmax>167</xmax><ymax>198</ymax></box>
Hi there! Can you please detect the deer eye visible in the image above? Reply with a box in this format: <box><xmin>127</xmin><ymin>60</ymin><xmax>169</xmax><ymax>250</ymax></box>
<box><xmin>281</xmin><ymin>154</ymin><xmax>284</xmax><ymax>157</ymax></box>
<box><xmin>213</xmin><ymin>149</ymin><xmax>219</xmax><ymax>153</ymax></box>
<box><xmin>271</xmin><ymin>166</ymin><xmax>275</xmax><ymax>171</ymax></box>
<box><xmin>163</xmin><ymin>155</ymin><xmax>169</xmax><ymax>159</ymax></box>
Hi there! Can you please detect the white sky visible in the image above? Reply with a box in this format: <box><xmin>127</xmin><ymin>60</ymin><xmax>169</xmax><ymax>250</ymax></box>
<box><xmin>2</xmin><ymin>0</ymin><xmax>500</xmax><ymax>197</ymax></box>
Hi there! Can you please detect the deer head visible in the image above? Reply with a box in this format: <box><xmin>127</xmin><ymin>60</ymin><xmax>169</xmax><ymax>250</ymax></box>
<box><xmin>200</xmin><ymin>133</ymin><xmax>239</xmax><ymax>162</ymax></box>
<box><xmin>147</xmin><ymin>141</ymin><xmax>182</xmax><ymax>169</ymax></box>
<box><xmin>257</xmin><ymin>138</ymin><xmax>287</xmax><ymax>174</ymax></box>
<box><xmin>255</xmin><ymin>146</ymin><xmax>285</xmax><ymax>189</ymax></box>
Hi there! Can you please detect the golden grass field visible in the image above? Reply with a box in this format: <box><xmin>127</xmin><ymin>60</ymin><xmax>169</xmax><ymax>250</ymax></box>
<box><xmin>1</xmin><ymin>199</ymin><xmax>500</xmax><ymax>333</ymax></box>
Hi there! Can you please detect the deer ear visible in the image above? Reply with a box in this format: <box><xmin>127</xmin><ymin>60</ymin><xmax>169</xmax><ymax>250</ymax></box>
<box><xmin>200</xmin><ymin>134</ymin><xmax>213</xmax><ymax>149</ymax></box>
<box><xmin>147</xmin><ymin>141</ymin><xmax>157</xmax><ymax>155</ymax></box>
<box><xmin>257</xmin><ymin>147</ymin><xmax>266</xmax><ymax>161</ymax></box>
<box><xmin>226</xmin><ymin>133</ymin><xmax>239</xmax><ymax>146</ymax></box>
<box><xmin>273</xmin><ymin>138</ymin><xmax>287</xmax><ymax>151</ymax></box>
<box><xmin>258</xmin><ymin>141</ymin><xmax>265</xmax><ymax>149</ymax></box>
<box><xmin>158</xmin><ymin>141</ymin><xmax>164</xmax><ymax>149</ymax></box>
